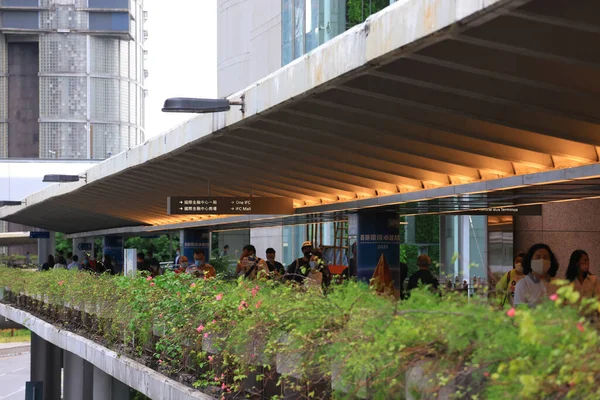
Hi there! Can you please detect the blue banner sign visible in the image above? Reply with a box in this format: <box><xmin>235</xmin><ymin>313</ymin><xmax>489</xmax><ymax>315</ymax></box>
<box><xmin>182</xmin><ymin>229</ymin><xmax>210</xmax><ymax>263</ymax></box>
<box><xmin>103</xmin><ymin>236</ymin><xmax>124</xmax><ymax>274</ymax></box>
<box><xmin>356</xmin><ymin>212</ymin><xmax>401</xmax><ymax>286</ymax></box>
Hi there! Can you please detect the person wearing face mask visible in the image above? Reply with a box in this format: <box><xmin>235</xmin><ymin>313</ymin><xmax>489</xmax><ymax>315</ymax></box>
<box><xmin>565</xmin><ymin>250</ymin><xmax>600</xmax><ymax>299</ymax></box>
<box><xmin>174</xmin><ymin>248</ymin><xmax>181</xmax><ymax>266</ymax></box>
<box><xmin>496</xmin><ymin>252</ymin><xmax>526</xmax><ymax>306</ymax></box>
<box><xmin>285</xmin><ymin>241</ymin><xmax>314</xmax><ymax>283</ymax></box>
<box><xmin>305</xmin><ymin>255</ymin><xmax>324</xmax><ymax>288</ymax></box>
<box><xmin>514</xmin><ymin>243</ymin><xmax>559</xmax><ymax>308</ymax></box>
<box><xmin>186</xmin><ymin>249</ymin><xmax>216</xmax><ymax>279</ymax></box>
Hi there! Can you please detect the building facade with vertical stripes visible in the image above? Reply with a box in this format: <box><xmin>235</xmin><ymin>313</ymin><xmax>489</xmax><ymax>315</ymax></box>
<box><xmin>0</xmin><ymin>0</ymin><xmax>146</xmax><ymax>160</ymax></box>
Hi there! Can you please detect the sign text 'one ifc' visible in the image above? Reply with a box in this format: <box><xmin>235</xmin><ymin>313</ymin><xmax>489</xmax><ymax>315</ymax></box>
<box><xmin>167</xmin><ymin>197</ymin><xmax>294</xmax><ymax>215</ymax></box>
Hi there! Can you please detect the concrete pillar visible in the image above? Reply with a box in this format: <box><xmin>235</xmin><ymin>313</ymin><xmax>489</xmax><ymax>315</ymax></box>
<box><xmin>92</xmin><ymin>366</ymin><xmax>111</xmax><ymax>400</ymax></box>
<box><xmin>64</xmin><ymin>351</ymin><xmax>93</xmax><ymax>400</ymax></box>
<box><xmin>250</xmin><ymin>226</ymin><xmax>283</xmax><ymax>261</ymax></box>
<box><xmin>73</xmin><ymin>237</ymin><xmax>94</xmax><ymax>266</ymax></box>
<box><xmin>45</xmin><ymin>342</ymin><xmax>62</xmax><ymax>400</ymax></box>
<box><xmin>30</xmin><ymin>332</ymin><xmax>47</xmax><ymax>384</ymax></box>
<box><xmin>83</xmin><ymin>361</ymin><xmax>94</xmax><ymax>400</ymax></box>
<box><xmin>31</xmin><ymin>333</ymin><xmax>62</xmax><ymax>400</ymax></box>
<box><xmin>112</xmin><ymin>378</ymin><xmax>130</xmax><ymax>400</ymax></box>
<box><xmin>37</xmin><ymin>231</ymin><xmax>56</xmax><ymax>268</ymax></box>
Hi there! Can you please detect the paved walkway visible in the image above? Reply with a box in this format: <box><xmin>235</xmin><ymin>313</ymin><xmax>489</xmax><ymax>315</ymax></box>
<box><xmin>0</xmin><ymin>353</ymin><xmax>29</xmax><ymax>400</ymax></box>
<box><xmin>0</xmin><ymin>342</ymin><xmax>30</xmax><ymax>357</ymax></box>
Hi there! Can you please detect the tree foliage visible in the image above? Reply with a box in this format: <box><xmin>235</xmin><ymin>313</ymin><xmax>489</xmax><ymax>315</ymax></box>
<box><xmin>346</xmin><ymin>0</ymin><xmax>390</xmax><ymax>27</ymax></box>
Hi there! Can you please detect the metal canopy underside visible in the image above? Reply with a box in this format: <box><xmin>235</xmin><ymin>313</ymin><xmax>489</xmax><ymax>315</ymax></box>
<box><xmin>2</xmin><ymin>0</ymin><xmax>600</xmax><ymax>234</ymax></box>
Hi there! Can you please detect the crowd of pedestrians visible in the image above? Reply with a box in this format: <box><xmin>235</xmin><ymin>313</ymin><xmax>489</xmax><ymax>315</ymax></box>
<box><xmin>34</xmin><ymin>238</ymin><xmax>598</xmax><ymax>308</ymax></box>
<box><xmin>494</xmin><ymin>243</ymin><xmax>599</xmax><ymax>308</ymax></box>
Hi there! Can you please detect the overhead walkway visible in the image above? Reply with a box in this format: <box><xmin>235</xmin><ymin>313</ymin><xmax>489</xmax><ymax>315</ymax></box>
<box><xmin>1</xmin><ymin>0</ymin><xmax>600</xmax><ymax>235</ymax></box>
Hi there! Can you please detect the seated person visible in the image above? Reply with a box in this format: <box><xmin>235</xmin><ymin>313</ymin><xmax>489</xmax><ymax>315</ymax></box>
<box><xmin>186</xmin><ymin>249</ymin><xmax>216</xmax><ymax>279</ymax></box>
<box><xmin>174</xmin><ymin>256</ymin><xmax>188</xmax><ymax>274</ymax></box>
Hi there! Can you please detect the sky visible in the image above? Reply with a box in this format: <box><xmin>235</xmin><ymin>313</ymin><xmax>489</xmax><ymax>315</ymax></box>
<box><xmin>143</xmin><ymin>0</ymin><xmax>217</xmax><ymax>139</ymax></box>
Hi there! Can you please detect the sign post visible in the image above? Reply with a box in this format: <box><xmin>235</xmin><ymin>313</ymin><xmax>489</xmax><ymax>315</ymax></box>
<box><xmin>124</xmin><ymin>249</ymin><xmax>137</xmax><ymax>277</ymax></box>
<box><xmin>167</xmin><ymin>197</ymin><xmax>294</xmax><ymax>215</ymax></box>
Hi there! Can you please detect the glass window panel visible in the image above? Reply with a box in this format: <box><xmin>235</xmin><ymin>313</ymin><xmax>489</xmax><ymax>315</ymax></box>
<box><xmin>294</xmin><ymin>0</ymin><xmax>304</xmax><ymax>59</ymax></box>
<box><xmin>282</xmin><ymin>0</ymin><xmax>294</xmax><ymax>66</ymax></box>
<box><xmin>305</xmin><ymin>0</ymin><xmax>319</xmax><ymax>52</ymax></box>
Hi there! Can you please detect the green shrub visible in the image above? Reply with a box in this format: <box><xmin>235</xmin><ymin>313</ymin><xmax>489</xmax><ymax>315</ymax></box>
<box><xmin>1</xmin><ymin>267</ymin><xmax>599</xmax><ymax>399</ymax></box>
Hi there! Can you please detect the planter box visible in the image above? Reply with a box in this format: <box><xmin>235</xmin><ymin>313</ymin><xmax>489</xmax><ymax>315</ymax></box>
<box><xmin>202</xmin><ymin>331</ymin><xmax>224</xmax><ymax>355</ymax></box>
<box><xmin>331</xmin><ymin>362</ymin><xmax>367</xmax><ymax>399</ymax></box>
<box><xmin>406</xmin><ymin>360</ymin><xmax>456</xmax><ymax>400</ymax></box>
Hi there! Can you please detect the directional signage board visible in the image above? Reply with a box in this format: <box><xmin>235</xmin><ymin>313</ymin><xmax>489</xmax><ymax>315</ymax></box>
<box><xmin>77</xmin><ymin>243</ymin><xmax>93</xmax><ymax>251</ymax></box>
<box><xmin>167</xmin><ymin>197</ymin><xmax>294</xmax><ymax>215</ymax></box>
<box><xmin>29</xmin><ymin>231</ymin><xmax>50</xmax><ymax>239</ymax></box>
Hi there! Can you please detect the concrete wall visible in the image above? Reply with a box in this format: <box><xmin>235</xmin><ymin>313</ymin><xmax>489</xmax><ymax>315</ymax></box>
<box><xmin>250</xmin><ymin>226</ymin><xmax>283</xmax><ymax>261</ymax></box>
<box><xmin>7</xmin><ymin>42</ymin><xmax>39</xmax><ymax>158</ymax></box>
<box><xmin>217</xmin><ymin>0</ymin><xmax>282</xmax><ymax>98</ymax></box>
<box><xmin>514</xmin><ymin>198</ymin><xmax>600</xmax><ymax>278</ymax></box>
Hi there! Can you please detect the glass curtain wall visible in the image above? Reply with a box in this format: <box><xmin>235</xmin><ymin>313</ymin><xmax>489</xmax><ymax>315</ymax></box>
<box><xmin>282</xmin><ymin>0</ymin><xmax>346</xmax><ymax>66</ymax></box>
<box><xmin>440</xmin><ymin>215</ymin><xmax>488</xmax><ymax>286</ymax></box>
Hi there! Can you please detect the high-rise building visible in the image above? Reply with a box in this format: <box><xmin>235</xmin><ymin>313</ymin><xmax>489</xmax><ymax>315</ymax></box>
<box><xmin>0</xmin><ymin>0</ymin><xmax>147</xmax><ymax>160</ymax></box>
<box><xmin>217</xmin><ymin>0</ymin><xmax>388</xmax><ymax>98</ymax></box>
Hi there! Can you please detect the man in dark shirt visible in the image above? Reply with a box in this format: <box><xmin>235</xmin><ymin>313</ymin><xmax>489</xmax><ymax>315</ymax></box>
<box><xmin>265</xmin><ymin>248</ymin><xmax>285</xmax><ymax>277</ymax></box>
<box><xmin>408</xmin><ymin>254</ymin><xmax>439</xmax><ymax>292</ymax></box>
<box><xmin>286</xmin><ymin>241</ymin><xmax>313</xmax><ymax>283</ymax></box>
<box><xmin>137</xmin><ymin>252</ymin><xmax>150</xmax><ymax>273</ymax></box>
<box><xmin>146</xmin><ymin>251</ymin><xmax>160</xmax><ymax>275</ymax></box>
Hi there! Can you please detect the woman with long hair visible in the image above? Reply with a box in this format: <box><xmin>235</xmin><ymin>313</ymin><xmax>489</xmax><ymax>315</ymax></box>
<box><xmin>41</xmin><ymin>254</ymin><xmax>55</xmax><ymax>271</ymax></box>
<box><xmin>565</xmin><ymin>250</ymin><xmax>599</xmax><ymax>299</ymax></box>
<box><xmin>514</xmin><ymin>243</ymin><xmax>559</xmax><ymax>307</ymax></box>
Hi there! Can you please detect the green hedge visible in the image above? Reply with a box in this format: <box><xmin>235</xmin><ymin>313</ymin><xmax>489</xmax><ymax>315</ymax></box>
<box><xmin>1</xmin><ymin>267</ymin><xmax>599</xmax><ymax>399</ymax></box>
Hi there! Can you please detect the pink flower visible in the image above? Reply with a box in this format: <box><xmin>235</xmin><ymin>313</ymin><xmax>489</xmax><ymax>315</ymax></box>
<box><xmin>158</xmin><ymin>313</ymin><xmax>163</xmax><ymax>318</ymax></box>
<box><xmin>58</xmin><ymin>281</ymin><xmax>64</xmax><ymax>286</ymax></box>
<box><xmin>146</xmin><ymin>276</ymin><xmax>153</xmax><ymax>281</ymax></box>
<box><xmin>549</xmin><ymin>293</ymin><xmax>558</xmax><ymax>301</ymax></box>
<box><xmin>150</xmin><ymin>282</ymin><xmax>155</xmax><ymax>287</ymax></box>
<box><xmin>214</xmin><ymin>377</ymin><xmax>220</xmax><ymax>382</ymax></box>
<box><xmin>251</xmin><ymin>285</ymin><xmax>260</xmax><ymax>296</ymax></box>
<box><xmin>238</xmin><ymin>300</ymin><xmax>249</xmax><ymax>311</ymax></box>
<box><xmin>190</xmin><ymin>283</ymin><xmax>196</xmax><ymax>288</ymax></box>
<box><xmin>212</xmin><ymin>319</ymin><xmax>217</xmax><ymax>324</ymax></box>
<box><xmin>255</xmin><ymin>300</ymin><xmax>263</xmax><ymax>309</ymax></box>
<box><xmin>196</xmin><ymin>324</ymin><xmax>205</xmax><ymax>333</ymax></box>
<box><xmin>158</xmin><ymin>359</ymin><xmax>163</xmax><ymax>364</ymax></box>
<box><xmin>215</xmin><ymin>293</ymin><xmax>223</xmax><ymax>301</ymax></box>
<box><xmin>506</xmin><ymin>308</ymin><xmax>516</xmax><ymax>318</ymax></box>
<box><xmin>204</xmin><ymin>333</ymin><xmax>209</xmax><ymax>338</ymax></box>
<box><xmin>208</xmin><ymin>355</ymin><xmax>214</xmax><ymax>363</ymax></box>
<box><xmin>577</xmin><ymin>322</ymin><xmax>585</xmax><ymax>332</ymax></box>
<box><xmin>483</xmin><ymin>372</ymin><xmax>490</xmax><ymax>378</ymax></box>
<box><xmin>221</xmin><ymin>383</ymin><xmax>227</xmax><ymax>390</ymax></box>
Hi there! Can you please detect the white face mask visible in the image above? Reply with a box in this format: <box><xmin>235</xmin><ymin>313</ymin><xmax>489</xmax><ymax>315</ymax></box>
<box><xmin>531</xmin><ymin>259</ymin><xmax>550</xmax><ymax>276</ymax></box>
